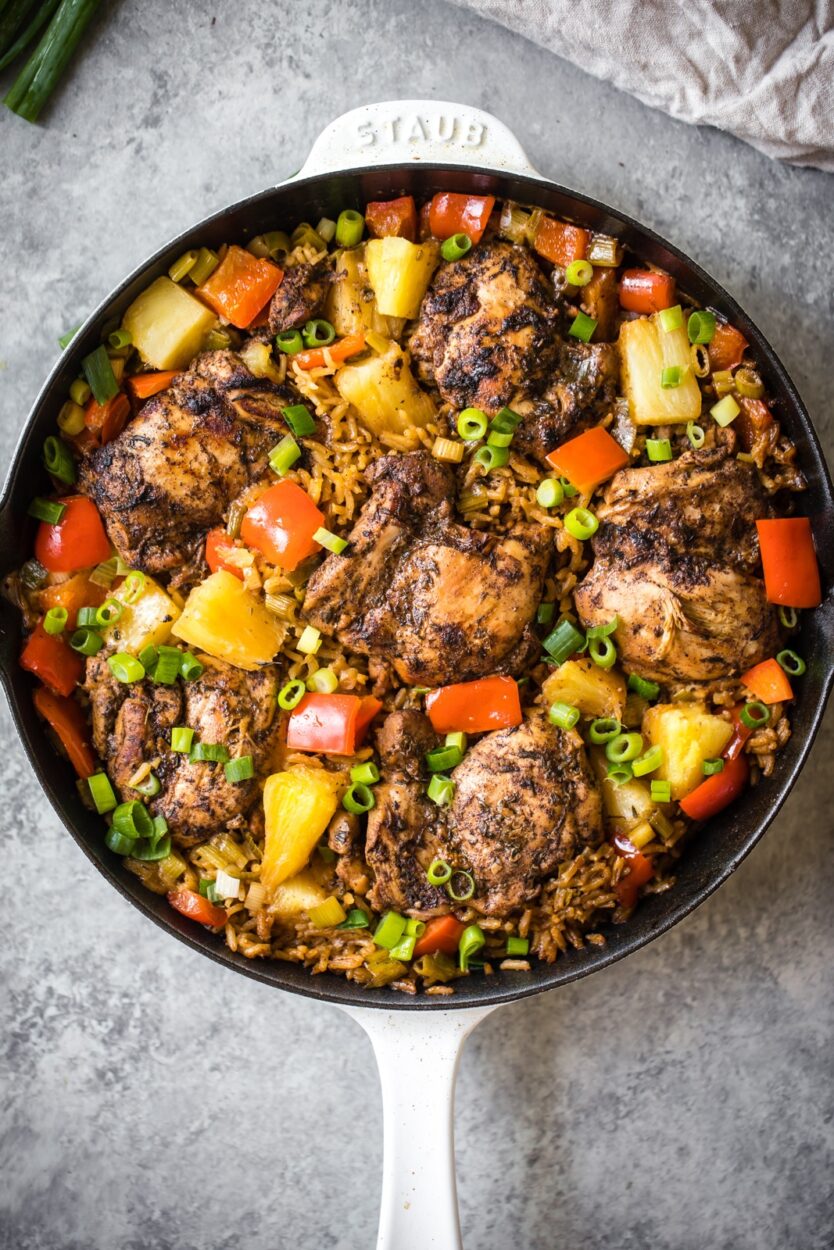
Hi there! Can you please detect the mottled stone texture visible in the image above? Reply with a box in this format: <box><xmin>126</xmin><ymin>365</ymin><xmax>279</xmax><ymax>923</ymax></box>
<box><xmin>1</xmin><ymin>2</ymin><xmax>832</xmax><ymax>1248</ymax></box>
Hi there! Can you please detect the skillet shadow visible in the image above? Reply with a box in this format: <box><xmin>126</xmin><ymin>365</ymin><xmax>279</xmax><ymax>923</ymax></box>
<box><xmin>452</xmin><ymin>701</ymin><xmax>834</xmax><ymax>1250</ymax></box>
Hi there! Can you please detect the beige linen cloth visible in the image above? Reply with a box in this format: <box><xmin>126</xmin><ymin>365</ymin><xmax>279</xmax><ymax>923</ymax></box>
<box><xmin>452</xmin><ymin>0</ymin><xmax>834</xmax><ymax>171</ymax></box>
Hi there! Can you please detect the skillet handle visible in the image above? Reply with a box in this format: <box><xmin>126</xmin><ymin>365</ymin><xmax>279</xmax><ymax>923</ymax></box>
<box><xmin>293</xmin><ymin>99</ymin><xmax>541</xmax><ymax>180</ymax></box>
<box><xmin>340</xmin><ymin>1003</ymin><xmax>497</xmax><ymax>1249</ymax></box>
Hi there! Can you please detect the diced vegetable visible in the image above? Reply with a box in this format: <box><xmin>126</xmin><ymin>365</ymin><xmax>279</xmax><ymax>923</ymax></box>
<box><xmin>334</xmin><ymin>339</ymin><xmax>435</xmax><ymax>435</ymax></box>
<box><xmin>642</xmin><ymin>703</ymin><xmax>733</xmax><ymax>800</ymax></box>
<box><xmin>167</xmin><ymin>887</ymin><xmax>227</xmax><ymax>928</ymax></box>
<box><xmin>532</xmin><ymin>216</ymin><xmax>589</xmax><ymax>267</ymax></box>
<box><xmin>425</xmin><ymin>675</ymin><xmax>522</xmax><ymax>735</ymax></box>
<box><xmin>21</xmin><ymin>622</ymin><xmax>84</xmax><ymax>696</ymax></box>
<box><xmin>197</xmin><ymin>245</ymin><xmax>283</xmax><ymax>329</ymax></box>
<box><xmin>325</xmin><ymin>246</ymin><xmax>397</xmax><ymax>339</ymax></box>
<box><xmin>428</xmin><ymin>193</ymin><xmax>495</xmax><ymax>244</ymax></box>
<box><xmin>171</xmin><ymin>570</ymin><xmax>283</xmax><ymax>670</ymax></box>
<box><xmin>125</xmin><ymin>370</ymin><xmax>180</xmax><ymax>401</ymax></box>
<box><xmin>740</xmin><ymin>657</ymin><xmax>793</xmax><ymax>705</ymax></box>
<box><xmin>309</xmin><ymin>896</ymin><xmax>348</xmax><ymax>928</ymax></box>
<box><xmin>239</xmin><ymin>338</ymin><xmax>284</xmax><ymax>384</ymax></box>
<box><xmin>708</xmin><ymin>322</ymin><xmax>748</xmax><ymax>371</ymax></box>
<box><xmin>611</xmin><ymin>833</ymin><xmax>654</xmax><ymax>908</ymax></box>
<box><xmin>735</xmin><ymin>397</ymin><xmax>774</xmax><ymax>452</ymax></box>
<box><xmin>618</xmin><ymin>314</ymin><xmax>702</xmax><ymax>426</ymax></box>
<box><xmin>100</xmin><ymin>573</ymin><xmax>181</xmax><ymax>655</ymax></box>
<box><xmin>123</xmin><ymin>277</ymin><xmax>217</xmax><ymax>370</ymax></box>
<box><xmin>618</xmin><ymin>269</ymin><xmax>676</xmax><ymax>313</ymax></box>
<box><xmin>364</xmin><ymin>237</ymin><xmax>440</xmax><ymax>319</ymax></box>
<box><xmin>32</xmin><ymin>685</ymin><xmax>97</xmax><ymax>777</ymax></box>
<box><xmin>269</xmin><ymin>868</ymin><xmax>331</xmax><ymax>921</ymax></box>
<box><xmin>261</xmin><ymin>766</ymin><xmax>343</xmax><ymax>895</ymax></box>
<box><xmin>679</xmin><ymin>752</ymin><xmax>749</xmax><ymax>822</ymax></box>
<box><xmin>542</xmin><ymin>656</ymin><xmax>626</xmax><ymax>721</ymax></box>
<box><xmin>294</xmin><ymin>332</ymin><xmax>366</xmax><ymax>371</ymax></box>
<box><xmin>545</xmin><ymin>425</ymin><xmax>629</xmax><ymax>492</ymax></box>
<box><xmin>240</xmin><ymin>481</ymin><xmax>324</xmax><ymax>572</ymax></box>
<box><xmin>205</xmin><ymin>528</ymin><xmax>244</xmax><ymax>580</ymax></box>
<box><xmin>412</xmin><ymin>915</ymin><xmax>467</xmax><ymax>958</ymax></box>
<box><xmin>756</xmin><ymin>518</ymin><xmax>822</xmax><ymax>608</ymax></box>
<box><xmin>286</xmin><ymin>693</ymin><xmax>382</xmax><ymax>756</ymax></box>
<box><xmin>365</xmin><ymin>196</ymin><xmax>417</xmax><ymax>242</ymax></box>
<box><xmin>37</xmin><ymin>571</ymin><xmax>106</xmax><ymax>629</ymax></box>
<box><xmin>34</xmin><ymin>495</ymin><xmax>111</xmax><ymax>575</ymax></box>
<box><xmin>84</xmin><ymin>392</ymin><xmax>130</xmax><ymax>446</ymax></box>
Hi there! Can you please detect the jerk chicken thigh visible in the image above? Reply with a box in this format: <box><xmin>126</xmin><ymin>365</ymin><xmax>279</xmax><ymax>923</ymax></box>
<box><xmin>574</xmin><ymin>445</ymin><xmax>781</xmax><ymax>684</ymax></box>
<box><xmin>303</xmin><ymin>450</ymin><xmax>552</xmax><ymax>687</ymax></box>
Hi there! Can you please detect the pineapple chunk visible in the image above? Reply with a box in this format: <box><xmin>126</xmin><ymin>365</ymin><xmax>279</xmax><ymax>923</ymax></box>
<box><xmin>261</xmin><ymin>767</ymin><xmax>343</xmax><ymax>895</ymax></box>
<box><xmin>543</xmin><ymin>656</ymin><xmax>626</xmax><ymax>721</ymax></box>
<box><xmin>590</xmin><ymin>748</ymin><xmax>655</xmax><ymax>827</ymax></box>
<box><xmin>171</xmin><ymin>570</ymin><xmax>284</xmax><ymax>671</ymax></box>
<box><xmin>618</xmin><ymin>314</ymin><xmax>702</xmax><ymax>426</ymax></box>
<box><xmin>239</xmin><ymin>338</ymin><xmax>283</xmax><ymax>383</ymax></box>
<box><xmin>326</xmin><ymin>246</ymin><xmax>398</xmax><ymax>338</ymax></box>
<box><xmin>269</xmin><ymin>867</ymin><xmax>331</xmax><ymax>921</ymax></box>
<box><xmin>643</xmin><ymin>702</ymin><xmax>733</xmax><ymax>799</ymax></box>
<box><xmin>335</xmin><ymin>339</ymin><xmax>435</xmax><ymax>435</ymax></box>
<box><xmin>101</xmin><ymin>575</ymin><xmax>180</xmax><ymax>655</ymax></box>
<box><xmin>123</xmin><ymin>277</ymin><xmax>217</xmax><ymax>370</ymax></box>
<box><xmin>364</xmin><ymin>237</ymin><xmax>440</xmax><ymax>319</ymax></box>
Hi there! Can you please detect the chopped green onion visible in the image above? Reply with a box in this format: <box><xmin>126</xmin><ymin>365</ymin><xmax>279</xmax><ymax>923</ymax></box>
<box><xmin>335</xmin><ymin>209</ymin><xmax>364</xmax><ymax>249</ymax></box>
<box><xmin>43</xmin><ymin>436</ymin><xmax>75</xmax><ymax>485</ymax></box>
<box><xmin>441</xmin><ymin>233</ymin><xmax>472</xmax><ymax>262</ymax></box>
<box><xmin>312</xmin><ymin>526</ymin><xmax>347</xmax><ymax>555</ymax></box>
<box><xmin>224</xmin><ymin>755</ymin><xmax>254</xmax><ymax>784</ymax></box>
<box><xmin>776</xmin><ymin>649</ymin><xmax>806</xmax><ymax>677</ymax></box>
<box><xmin>121</xmin><ymin>570</ymin><xmax>146</xmax><ymax>604</ymax></box>
<box><xmin>606</xmin><ymin>732</ymin><xmax>644</xmax><ymax>764</ymax></box>
<box><xmin>458</xmin><ymin>923</ymin><xmax>485</xmax><ymax>971</ymax></box>
<box><xmin>199</xmin><ymin>878</ymin><xmax>221</xmax><ymax>903</ymax></box>
<box><xmin>457</xmin><ymin>407</ymin><xmax>489</xmax><ymax>440</ymax></box>
<box><xmin>282</xmin><ymin>404</ymin><xmax>316</xmax><ymax>437</ymax></box>
<box><xmin>302</xmin><ymin>319</ymin><xmax>336</xmax><ymax>348</ymax></box>
<box><xmin>112</xmin><ymin>800</ymin><xmax>154</xmax><ymax>840</ymax></box>
<box><xmin>339</xmin><ymin>908</ymin><xmax>370</xmax><ymax>930</ymax></box>
<box><xmin>536</xmin><ymin>478</ymin><xmax>564</xmax><ymax>509</ymax></box>
<box><xmin>568</xmin><ymin>312</ymin><xmax>597</xmax><ymax>343</ymax></box>
<box><xmin>589</xmin><ymin>635</ymin><xmax>617</xmax><ymax>669</ymax></box>
<box><xmin>607</xmin><ymin>763</ymin><xmax>633</xmax><ymax>786</ymax></box>
<box><xmin>686</xmin><ymin>421</ymin><xmax>705</xmax><ymax>450</ymax></box>
<box><xmin>651</xmin><ymin>779</ymin><xmax>672</xmax><ymax>803</ymax></box>
<box><xmin>405</xmin><ymin>918</ymin><xmax>426</xmax><ymax>938</ymax></box>
<box><xmin>564</xmin><ymin>507</ymin><xmax>599</xmax><ymax>541</ymax></box>
<box><xmin>588</xmin><ymin>717</ymin><xmax>621</xmax><ymax>744</ymax></box>
<box><xmin>131</xmin><ymin>833</ymin><xmax>172</xmax><ymax>862</ymax></box>
<box><xmin>549</xmin><ymin>701</ymin><xmax>580</xmax><ymax>730</ymax></box>
<box><xmin>108</xmin><ymin>329</ymin><xmax>132</xmax><ymax>350</ymax></box>
<box><xmin>632</xmin><ymin>744</ymin><xmax>664</xmax><ymax>776</ymax></box>
<box><xmin>543</xmin><ymin>618</ymin><xmax>585</xmax><ymax>665</ymax></box>
<box><xmin>189</xmin><ymin>742</ymin><xmax>230</xmax><ymax>764</ymax></box>
<box><xmin>445</xmin><ymin>732</ymin><xmax>467</xmax><ymax>754</ymax></box>
<box><xmin>586</xmin><ymin>616</ymin><xmax>618</xmax><ymax>639</ymax></box>
<box><xmin>778</xmin><ymin>606</ymin><xmax>799</xmax><ymax>630</ymax></box>
<box><xmin>95</xmin><ymin>598</ymin><xmax>123</xmax><ymax>627</ymax></box>
<box><xmin>493</xmin><ymin>407</ymin><xmax>522</xmax><ymax>432</ymax></box>
<box><xmin>58</xmin><ymin>325</ymin><xmax>80</xmax><ymax>350</ymax></box>
<box><xmin>189</xmin><ymin>248</ymin><xmax>220</xmax><ymax>285</ymax></box>
<box><xmin>107</xmin><ymin>653</ymin><xmax>145</xmax><ymax>684</ymax></box>
<box><xmin>171</xmin><ymin>727</ymin><xmax>194</xmax><ymax>753</ymax></box>
<box><xmin>389</xmin><ymin>935</ymin><xmax>417</xmax><ymax>961</ymax></box>
<box><xmin>427</xmin><ymin>858</ymin><xmax>453</xmax><ymax>886</ymax></box>
<box><xmin>350</xmin><ymin>761</ymin><xmax>380</xmax><ymax>786</ymax></box>
<box><xmin>659</xmin><ymin>305</ymin><xmax>684</xmax><ymax>333</ymax></box>
<box><xmin>559</xmin><ymin>476</ymin><xmax>578</xmax><ymax>498</ymax></box>
<box><xmin>43</xmin><ymin>606</ymin><xmax>68</xmax><ymax>635</ymax></box>
<box><xmin>425</xmin><ymin>744</ymin><xmax>464</xmax><ymax>773</ymax></box>
<box><xmin>316</xmin><ymin>217</ymin><xmax>337</xmax><ymax>244</ymax></box>
<box><xmin>660</xmin><ymin>367</ymin><xmax>682</xmax><ymax>389</ymax></box>
<box><xmin>150</xmin><ymin>649</ymin><xmax>181</xmax><ymax>685</ymax></box>
<box><xmin>69</xmin><ymin>627</ymin><xmax>103</xmax><ymax>656</ymax></box>
<box><xmin>308</xmin><ymin>667</ymin><xmax>339</xmax><ymax>694</ymax></box>
<box><xmin>536</xmin><ymin>601</ymin><xmax>555</xmax><ymax>626</ymax></box>
<box><xmin>687</xmin><ymin>310</ymin><xmax>716</xmax><ymax>344</ymax></box>
<box><xmin>89</xmin><ymin>555</ymin><xmax>126</xmax><ymax>588</ymax></box>
<box><xmin>179</xmin><ymin>652</ymin><xmax>203</xmax><ymax>682</ymax></box>
<box><xmin>447</xmin><ymin>870</ymin><xmax>475</xmax><ymax>902</ymax></box>
<box><xmin>138</xmin><ymin>644</ymin><xmax>158</xmax><ymax>670</ymax></box>
<box><xmin>628</xmin><ymin>673</ymin><xmax>660</xmax><ymax>700</ymax></box>
<box><xmin>374</xmin><ymin>910</ymin><xmax>407</xmax><ymax>950</ymax></box>
<box><xmin>296</xmin><ymin>625</ymin><xmax>321</xmax><ymax>655</ymax></box>
<box><xmin>427</xmin><ymin>774</ymin><xmax>455</xmax><ymax>807</ymax></box>
<box><xmin>343</xmin><ymin>783</ymin><xmax>375</xmax><ymax>814</ymax></box>
<box><xmin>81</xmin><ymin>345</ymin><xmax>119</xmax><ymax>406</ymax></box>
<box><xmin>75</xmin><ymin>606</ymin><xmax>98</xmax><ymax>627</ymax></box>
<box><xmin>278</xmin><ymin>678</ymin><xmax>306</xmax><ymax>710</ymax></box>
<box><xmin>711</xmin><ymin>394</ymin><xmax>740</xmax><ymax>427</ymax></box>
<box><xmin>88</xmin><ymin>772</ymin><xmax>117</xmax><ymax>814</ymax></box>
<box><xmin>646</xmin><ymin>438</ymin><xmax>673</xmax><ymax>462</ymax></box>
<box><xmin>169</xmin><ymin>251</ymin><xmax>198</xmax><ymax>283</ymax></box>
<box><xmin>702</xmin><ymin>758</ymin><xmax>725</xmax><ymax>776</ymax></box>
<box><xmin>69</xmin><ymin>378</ymin><xmax>91</xmax><ymax>406</ymax></box>
<box><xmin>28</xmin><ymin>497</ymin><xmax>66</xmax><ymax>524</ymax></box>
<box><xmin>740</xmin><ymin>701</ymin><xmax>771</xmax><ymax>729</ymax></box>
<box><xmin>132</xmin><ymin>771</ymin><xmax>161</xmax><ymax>798</ymax></box>
<box><xmin>487</xmin><ymin>427</ymin><xmax>514</xmax><ymax>448</ymax></box>
<box><xmin>268</xmin><ymin>434</ymin><xmax>301</xmax><ymax>476</ymax></box>
<box><xmin>506</xmin><ymin>936</ymin><xmax>530</xmax><ymax>956</ymax></box>
<box><xmin>105</xmin><ymin>828</ymin><xmax>136</xmax><ymax>856</ymax></box>
<box><xmin>317</xmin><ymin>840</ymin><xmax>337</xmax><ymax>865</ymax></box>
<box><xmin>565</xmin><ymin>259</ymin><xmax>593</xmax><ymax>286</ymax></box>
<box><xmin>276</xmin><ymin>330</ymin><xmax>304</xmax><ymax>355</ymax></box>
<box><xmin>473</xmin><ymin>444</ymin><xmax>510</xmax><ymax>471</ymax></box>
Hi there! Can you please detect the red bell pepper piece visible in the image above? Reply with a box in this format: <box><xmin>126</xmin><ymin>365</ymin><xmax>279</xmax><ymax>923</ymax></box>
<box><xmin>708</xmin><ymin>322</ymin><xmax>748</xmax><ymax>371</ymax></box>
<box><xmin>545</xmin><ymin>426</ymin><xmax>629</xmax><ymax>493</ymax></box>
<box><xmin>355</xmin><ymin>695</ymin><xmax>383</xmax><ymax>744</ymax></box>
<box><xmin>756</xmin><ymin>518</ymin><xmax>822</xmax><ymax>608</ymax></box>
<box><xmin>240</xmin><ymin>481</ymin><xmax>324</xmax><ymax>572</ymax></box>
<box><xmin>425</xmin><ymin>675</ymin><xmax>522</xmax><ymax>735</ymax></box>
<box><xmin>428</xmin><ymin>193</ymin><xmax>495</xmax><ymax>244</ymax></box>
<box><xmin>167</xmin><ymin>888</ymin><xmax>227</xmax><ymax>928</ymax></box>
<box><xmin>205</xmin><ymin>528</ymin><xmax>244</xmax><ymax>580</ymax></box>
<box><xmin>37</xmin><ymin>572</ymin><xmax>106</xmax><ymax>629</ymax></box>
<box><xmin>33</xmin><ymin>685</ymin><xmax>96</xmax><ymax>778</ymax></box>
<box><xmin>413</xmin><ymin>915</ymin><xmax>467</xmax><ymax>958</ymax></box>
<box><xmin>294</xmin><ymin>332</ymin><xmax>366</xmax><ymax>371</ymax></box>
<box><xmin>740</xmin><ymin>657</ymin><xmax>793</xmax><ymax>705</ymax></box>
<box><xmin>126</xmin><ymin>371</ymin><xmax>180</xmax><ymax>401</ymax></box>
<box><xmin>286</xmin><ymin>693</ymin><xmax>380</xmax><ymax>756</ymax></box>
<box><xmin>723</xmin><ymin>706</ymin><xmax>752</xmax><ymax>762</ymax></box>
<box><xmin>197</xmin><ymin>245</ymin><xmax>283</xmax><ymax>329</ymax></box>
<box><xmin>532</xmin><ymin>216</ymin><xmax>589</xmax><ymax>268</ymax></box>
<box><xmin>679</xmin><ymin>752</ymin><xmax>749</xmax><ymax>822</ymax></box>
<box><xmin>612</xmin><ymin>833</ymin><xmax>654</xmax><ymax>909</ymax></box>
<box><xmin>618</xmin><ymin>269</ymin><xmax>676</xmax><ymax>314</ymax></box>
<box><xmin>735</xmin><ymin>397</ymin><xmax>774</xmax><ymax>451</ymax></box>
<box><xmin>20</xmin><ymin>622</ymin><xmax>84</xmax><ymax>697</ymax></box>
<box><xmin>365</xmin><ymin>196</ymin><xmax>418</xmax><ymax>242</ymax></box>
<box><xmin>34</xmin><ymin>495</ymin><xmax>112</xmax><ymax>575</ymax></box>
<box><xmin>418</xmin><ymin>200</ymin><xmax>433</xmax><ymax>240</ymax></box>
<box><xmin>85</xmin><ymin>392</ymin><xmax>131</xmax><ymax>445</ymax></box>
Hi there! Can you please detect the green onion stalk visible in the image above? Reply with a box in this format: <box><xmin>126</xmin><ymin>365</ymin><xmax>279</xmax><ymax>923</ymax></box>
<box><xmin>4</xmin><ymin>0</ymin><xmax>103</xmax><ymax>123</ymax></box>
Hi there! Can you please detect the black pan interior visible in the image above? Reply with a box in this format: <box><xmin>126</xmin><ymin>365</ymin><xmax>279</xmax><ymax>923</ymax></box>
<box><xmin>1</xmin><ymin>165</ymin><xmax>832</xmax><ymax>1010</ymax></box>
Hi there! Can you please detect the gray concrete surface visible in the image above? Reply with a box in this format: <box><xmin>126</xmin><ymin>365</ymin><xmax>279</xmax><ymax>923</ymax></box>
<box><xmin>1</xmin><ymin>2</ymin><xmax>832</xmax><ymax>1248</ymax></box>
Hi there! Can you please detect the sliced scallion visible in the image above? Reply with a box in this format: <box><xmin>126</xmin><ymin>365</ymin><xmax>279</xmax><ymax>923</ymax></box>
<box><xmin>373</xmin><ymin>910</ymin><xmax>406</xmax><ymax>950</ymax></box>
<box><xmin>776</xmin><ymin>649</ymin><xmax>805</xmax><ymax>677</ymax></box>
<box><xmin>282</xmin><ymin>404</ymin><xmax>316</xmax><ymax>437</ymax></box>
<box><xmin>711</xmin><ymin>395</ymin><xmax>740</xmax><ymax>427</ymax></box>
<box><xmin>588</xmin><ymin>717</ymin><xmax>621</xmax><ymax>744</ymax></box>
<box><xmin>646</xmin><ymin>438</ymin><xmax>673</xmax><ymax>462</ymax></box>
<box><xmin>277</xmin><ymin>678</ymin><xmax>306</xmax><ymax>710</ymax></box>
<box><xmin>458</xmin><ymin>923</ymin><xmax>485</xmax><ymax>971</ymax></box>
<box><xmin>171</xmin><ymin>726</ymin><xmax>194</xmax><ymax>753</ymax></box>
<box><xmin>95</xmin><ymin>598</ymin><xmax>123</xmax><ymax>627</ymax></box>
<box><xmin>425</xmin><ymin>744</ymin><xmax>464</xmax><ymax>773</ymax></box>
<box><xmin>312</xmin><ymin>526</ymin><xmax>347</xmax><ymax>555</ymax></box>
<box><xmin>427</xmin><ymin>774</ymin><xmax>455</xmax><ymax>807</ymax></box>
<box><xmin>276</xmin><ymin>330</ymin><xmax>304</xmax><ymax>355</ymax></box>
<box><xmin>189</xmin><ymin>742</ymin><xmax>230</xmax><ymax>764</ymax></box>
<box><xmin>43</xmin><ymin>606</ymin><xmax>68</xmax><ymax>635</ymax></box>
<box><xmin>632</xmin><ymin>744</ymin><xmax>664</xmax><ymax>776</ymax></box>
<box><xmin>605</xmin><ymin>733</ymin><xmax>644</xmax><ymax>764</ymax></box>
<box><xmin>702</xmin><ymin>758</ymin><xmax>725</xmax><ymax>776</ymax></box>
<box><xmin>568</xmin><ymin>311</ymin><xmax>597</xmax><ymax>343</ymax></box>
<box><xmin>536</xmin><ymin>478</ymin><xmax>564</xmax><ymax>509</ymax></box>
<box><xmin>107</xmin><ymin>653</ymin><xmax>145</xmax><ymax>684</ymax></box>
<box><xmin>132</xmin><ymin>771</ymin><xmax>161</xmax><ymax>797</ymax></box>
<box><xmin>224</xmin><ymin>755</ymin><xmax>254</xmax><ymax>784</ymax></box>
<box><xmin>548</xmin><ymin>702</ymin><xmax>580</xmax><ymax>730</ymax></box>
<box><xmin>335</xmin><ymin>209</ymin><xmax>364</xmax><ymax>249</ymax></box>
<box><xmin>179</xmin><ymin>652</ymin><xmax>204</xmax><ymax>682</ymax></box>
<box><xmin>339</xmin><ymin>908</ymin><xmax>370</xmax><ymax>930</ymax></box>
<box><xmin>28</xmin><ymin>497</ymin><xmax>66</xmax><ymax>524</ymax></box>
<box><xmin>88</xmin><ymin>772</ymin><xmax>117</xmax><ymax>814</ymax></box>
<box><xmin>342</xmin><ymin>783</ymin><xmax>375</xmax><ymax>814</ymax></box>
<box><xmin>350</xmin><ymin>761</ymin><xmax>380</xmax><ymax>786</ymax></box>
<box><xmin>457</xmin><ymin>407</ymin><xmax>488</xmax><ymax>440</ymax></box>
<box><xmin>441</xmin><ymin>233</ymin><xmax>472</xmax><ymax>262</ymax></box>
<box><xmin>447</xmin><ymin>870</ymin><xmax>475</xmax><ymax>902</ymax></box>
<box><xmin>268</xmin><ymin>434</ymin><xmax>301</xmax><ymax>476</ymax></box>
<box><xmin>564</xmin><ymin>507</ymin><xmax>598</xmax><ymax>540</ymax></box>
<box><xmin>43</xmin><ymin>436</ymin><xmax>75</xmax><ymax>485</ymax></box>
<box><xmin>686</xmin><ymin>421</ymin><xmax>706</xmax><ymax>449</ymax></box>
<box><xmin>81</xmin><ymin>345</ymin><xmax>119</xmax><ymax>406</ymax></box>
<box><xmin>302</xmin><ymin>319</ymin><xmax>335</xmax><ymax>348</ymax></box>
<box><xmin>628</xmin><ymin>673</ymin><xmax>660</xmax><ymax>701</ymax></box>
<box><xmin>740</xmin><ymin>701</ymin><xmax>771</xmax><ymax>729</ymax></box>
<box><xmin>542</xmin><ymin>618</ymin><xmax>585</xmax><ymax>665</ymax></box>
<box><xmin>659</xmin><ymin>305</ymin><xmax>684</xmax><ymax>333</ymax></box>
<box><xmin>473</xmin><ymin>444</ymin><xmax>510</xmax><ymax>471</ymax></box>
<box><xmin>307</xmin><ymin>667</ymin><xmax>339</xmax><ymax>694</ymax></box>
<box><xmin>296</xmin><ymin>625</ymin><xmax>321</xmax><ymax>655</ymax></box>
<box><xmin>651</xmin><ymin>779</ymin><xmax>672</xmax><ymax>803</ymax></box>
<box><xmin>69</xmin><ymin>627</ymin><xmax>103</xmax><ymax>656</ymax></box>
<box><xmin>687</xmin><ymin>310</ymin><xmax>716</xmax><ymax>345</ymax></box>
<box><xmin>427</xmin><ymin>858</ymin><xmax>453</xmax><ymax>886</ymax></box>
<box><xmin>589</xmin><ymin>635</ymin><xmax>617</xmax><ymax>669</ymax></box>
<box><xmin>565</xmin><ymin>259</ymin><xmax>593</xmax><ymax>286</ymax></box>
